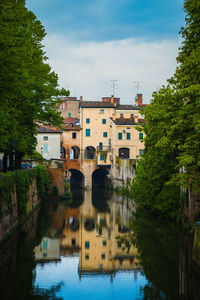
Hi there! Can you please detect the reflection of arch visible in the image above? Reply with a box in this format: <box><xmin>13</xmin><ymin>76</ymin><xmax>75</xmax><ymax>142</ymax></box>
<box><xmin>70</xmin><ymin>169</ymin><xmax>85</xmax><ymax>188</ymax></box>
<box><xmin>92</xmin><ymin>168</ymin><xmax>110</xmax><ymax>189</ymax></box>
<box><xmin>84</xmin><ymin>218</ymin><xmax>95</xmax><ymax>231</ymax></box>
<box><xmin>119</xmin><ymin>148</ymin><xmax>130</xmax><ymax>159</ymax></box>
<box><xmin>69</xmin><ymin>217</ymin><xmax>79</xmax><ymax>231</ymax></box>
<box><xmin>70</xmin><ymin>146</ymin><xmax>80</xmax><ymax>160</ymax></box>
<box><xmin>118</xmin><ymin>224</ymin><xmax>129</xmax><ymax>233</ymax></box>
<box><xmin>84</xmin><ymin>146</ymin><xmax>96</xmax><ymax>159</ymax></box>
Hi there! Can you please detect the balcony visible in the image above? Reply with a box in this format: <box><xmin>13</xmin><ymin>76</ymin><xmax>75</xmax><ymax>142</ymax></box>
<box><xmin>97</xmin><ymin>145</ymin><xmax>111</xmax><ymax>152</ymax></box>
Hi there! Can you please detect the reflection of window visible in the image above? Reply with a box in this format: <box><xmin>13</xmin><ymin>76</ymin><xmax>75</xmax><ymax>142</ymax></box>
<box><xmin>100</xmin><ymin>218</ymin><xmax>104</xmax><ymax>225</ymax></box>
<box><xmin>72</xmin><ymin>132</ymin><xmax>76</xmax><ymax>139</ymax></box>
<box><xmin>99</xmin><ymin>227</ymin><xmax>102</xmax><ymax>235</ymax></box>
<box><xmin>99</xmin><ymin>109</ymin><xmax>104</xmax><ymax>113</ymax></box>
<box><xmin>68</xmin><ymin>112</ymin><xmax>71</xmax><ymax>117</ymax></box>
<box><xmin>103</xmin><ymin>240</ymin><xmax>107</xmax><ymax>246</ymax></box>
<box><xmin>86</xmin><ymin>129</ymin><xmax>90</xmax><ymax>137</ymax></box>
<box><xmin>131</xmin><ymin>114</ymin><xmax>134</xmax><ymax>118</ymax></box>
<box><xmin>85</xmin><ymin>254</ymin><xmax>89</xmax><ymax>260</ymax></box>
<box><xmin>86</xmin><ymin>118</ymin><xmax>90</xmax><ymax>124</ymax></box>
<box><xmin>102</xmin><ymin>119</ymin><xmax>106</xmax><ymax>124</ymax></box>
<box><xmin>117</xmin><ymin>241</ymin><xmax>121</xmax><ymax>248</ymax></box>
<box><xmin>43</xmin><ymin>144</ymin><xmax>48</xmax><ymax>153</ymax></box>
<box><xmin>100</xmin><ymin>154</ymin><xmax>104</xmax><ymax>161</ymax></box>
<box><xmin>139</xmin><ymin>133</ymin><xmax>143</xmax><ymax>140</ymax></box>
<box><xmin>101</xmin><ymin>253</ymin><xmax>105</xmax><ymax>260</ymax></box>
<box><xmin>43</xmin><ymin>136</ymin><xmax>48</xmax><ymax>141</ymax></box>
<box><xmin>85</xmin><ymin>241</ymin><xmax>90</xmax><ymax>249</ymax></box>
<box><xmin>120</xmin><ymin>113</ymin><xmax>123</xmax><ymax>117</ymax></box>
<box><xmin>118</xmin><ymin>133</ymin><xmax>122</xmax><ymax>140</ymax></box>
<box><xmin>43</xmin><ymin>240</ymin><xmax>48</xmax><ymax>250</ymax></box>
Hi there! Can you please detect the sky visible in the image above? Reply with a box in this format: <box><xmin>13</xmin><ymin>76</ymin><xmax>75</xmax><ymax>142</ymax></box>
<box><xmin>26</xmin><ymin>0</ymin><xmax>185</xmax><ymax>104</ymax></box>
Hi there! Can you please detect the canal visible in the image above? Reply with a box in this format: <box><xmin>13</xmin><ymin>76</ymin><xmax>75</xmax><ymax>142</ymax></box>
<box><xmin>0</xmin><ymin>189</ymin><xmax>200</xmax><ymax>300</ymax></box>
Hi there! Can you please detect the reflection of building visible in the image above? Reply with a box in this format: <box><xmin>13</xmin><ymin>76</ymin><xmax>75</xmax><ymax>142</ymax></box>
<box><xmin>59</xmin><ymin>190</ymin><xmax>139</xmax><ymax>275</ymax></box>
<box><xmin>35</xmin><ymin>238</ymin><xmax>60</xmax><ymax>262</ymax></box>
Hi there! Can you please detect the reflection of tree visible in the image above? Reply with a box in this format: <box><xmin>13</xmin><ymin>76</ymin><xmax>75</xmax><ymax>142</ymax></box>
<box><xmin>32</xmin><ymin>282</ymin><xmax>63</xmax><ymax>299</ymax></box>
<box><xmin>131</xmin><ymin>209</ymin><xmax>180</xmax><ymax>299</ymax></box>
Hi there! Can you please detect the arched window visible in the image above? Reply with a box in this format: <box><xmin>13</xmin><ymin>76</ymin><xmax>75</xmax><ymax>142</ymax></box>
<box><xmin>70</xmin><ymin>146</ymin><xmax>80</xmax><ymax>159</ymax></box>
<box><xmin>84</xmin><ymin>146</ymin><xmax>96</xmax><ymax>159</ymax></box>
<box><xmin>119</xmin><ymin>148</ymin><xmax>130</xmax><ymax>159</ymax></box>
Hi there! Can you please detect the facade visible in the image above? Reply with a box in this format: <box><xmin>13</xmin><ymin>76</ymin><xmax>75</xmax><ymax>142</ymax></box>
<box><xmin>36</xmin><ymin>125</ymin><xmax>62</xmax><ymax>160</ymax></box>
<box><xmin>56</xmin><ymin>94</ymin><xmax>146</xmax><ymax>188</ymax></box>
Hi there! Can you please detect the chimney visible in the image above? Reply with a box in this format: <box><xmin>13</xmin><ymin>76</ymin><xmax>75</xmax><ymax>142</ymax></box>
<box><xmin>80</xmin><ymin>96</ymin><xmax>83</xmax><ymax>102</ymax></box>
<box><xmin>134</xmin><ymin>115</ymin><xmax>138</xmax><ymax>123</ymax></box>
<box><xmin>135</xmin><ymin>94</ymin><xmax>143</xmax><ymax>106</ymax></box>
<box><xmin>111</xmin><ymin>95</ymin><xmax>114</xmax><ymax>104</ymax></box>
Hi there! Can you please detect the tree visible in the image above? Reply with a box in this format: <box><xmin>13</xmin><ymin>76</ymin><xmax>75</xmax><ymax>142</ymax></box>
<box><xmin>132</xmin><ymin>0</ymin><xmax>200</xmax><ymax>218</ymax></box>
<box><xmin>0</xmin><ymin>0</ymin><xmax>69</xmax><ymax>170</ymax></box>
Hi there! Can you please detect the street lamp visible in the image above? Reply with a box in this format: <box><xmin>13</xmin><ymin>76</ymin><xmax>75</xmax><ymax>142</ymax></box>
<box><xmin>40</xmin><ymin>146</ymin><xmax>43</xmax><ymax>164</ymax></box>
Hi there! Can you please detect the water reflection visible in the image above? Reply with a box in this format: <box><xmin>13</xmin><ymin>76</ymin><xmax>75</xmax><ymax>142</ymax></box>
<box><xmin>1</xmin><ymin>189</ymin><xmax>200</xmax><ymax>299</ymax></box>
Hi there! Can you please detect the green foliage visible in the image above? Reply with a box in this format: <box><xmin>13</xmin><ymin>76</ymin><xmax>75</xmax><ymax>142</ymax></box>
<box><xmin>0</xmin><ymin>165</ymin><xmax>50</xmax><ymax>219</ymax></box>
<box><xmin>22</xmin><ymin>150</ymin><xmax>43</xmax><ymax>161</ymax></box>
<box><xmin>0</xmin><ymin>0</ymin><xmax>69</xmax><ymax>163</ymax></box>
<box><xmin>52</xmin><ymin>185</ymin><xmax>59</xmax><ymax>196</ymax></box>
<box><xmin>34</xmin><ymin>165</ymin><xmax>50</xmax><ymax>199</ymax></box>
<box><xmin>132</xmin><ymin>0</ymin><xmax>200</xmax><ymax>219</ymax></box>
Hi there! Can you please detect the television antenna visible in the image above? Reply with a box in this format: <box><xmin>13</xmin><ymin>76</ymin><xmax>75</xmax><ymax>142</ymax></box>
<box><xmin>133</xmin><ymin>81</ymin><xmax>142</xmax><ymax>94</ymax></box>
<box><xmin>111</xmin><ymin>79</ymin><xmax>118</xmax><ymax>96</ymax></box>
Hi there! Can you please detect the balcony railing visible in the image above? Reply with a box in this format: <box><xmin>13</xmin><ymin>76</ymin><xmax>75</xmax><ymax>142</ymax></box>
<box><xmin>97</xmin><ymin>145</ymin><xmax>111</xmax><ymax>152</ymax></box>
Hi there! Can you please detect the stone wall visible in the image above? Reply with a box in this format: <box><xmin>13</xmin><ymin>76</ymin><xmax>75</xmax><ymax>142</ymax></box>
<box><xmin>0</xmin><ymin>179</ymin><xmax>38</xmax><ymax>241</ymax></box>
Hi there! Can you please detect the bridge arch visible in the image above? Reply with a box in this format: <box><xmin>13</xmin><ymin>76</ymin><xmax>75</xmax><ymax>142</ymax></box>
<box><xmin>92</xmin><ymin>167</ymin><xmax>111</xmax><ymax>189</ymax></box>
<box><xmin>70</xmin><ymin>146</ymin><xmax>80</xmax><ymax>160</ymax></box>
<box><xmin>69</xmin><ymin>169</ymin><xmax>85</xmax><ymax>188</ymax></box>
<box><xmin>84</xmin><ymin>146</ymin><xmax>96</xmax><ymax>160</ymax></box>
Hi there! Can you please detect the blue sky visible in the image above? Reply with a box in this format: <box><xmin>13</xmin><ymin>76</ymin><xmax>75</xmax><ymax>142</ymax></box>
<box><xmin>26</xmin><ymin>0</ymin><xmax>185</xmax><ymax>103</ymax></box>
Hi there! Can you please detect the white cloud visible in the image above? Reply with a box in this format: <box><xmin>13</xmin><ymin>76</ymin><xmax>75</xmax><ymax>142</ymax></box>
<box><xmin>44</xmin><ymin>35</ymin><xmax>181</xmax><ymax>104</ymax></box>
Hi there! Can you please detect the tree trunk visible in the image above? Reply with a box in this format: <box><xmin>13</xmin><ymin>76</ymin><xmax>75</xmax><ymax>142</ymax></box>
<box><xmin>9</xmin><ymin>153</ymin><xmax>14</xmax><ymax>171</ymax></box>
<box><xmin>15</xmin><ymin>151</ymin><xmax>23</xmax><ymax>169</ymax></box>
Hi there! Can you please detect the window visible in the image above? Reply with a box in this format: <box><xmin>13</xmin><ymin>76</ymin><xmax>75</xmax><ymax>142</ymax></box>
<box><xmin>102</xmin><ymin>119</ymin><xmax>106</xmax><ymax>124</ymax></box>
<box><xmin>99</xmin><ymin>109</ymin><xmax>104</xmax><ymax>113</ymax></box>
<box><xmin>102</xmin><ymin>240</ymin><xmax>107</xmax><ymax>246</ymax></box>
<box><xmin>99</xmin><ymin>227</ymin><xmax>102</xmax><ymax>235</ymax></box>
<box><xmin>119</xmin><ymin>148</ymin><xmax>130</xmax><ymax>159</ymax></box>
<box><xmin>131</xmin><ymin>114</ymin><xmax>134</xmax><ymax>118</ymax></box>
<box><xmin>85</xmin><ymin>254</ymin><xmax>89</xmax><ymax>260</ymax></box>
<box><xmin>68</xmin><ymin>112</ymin><xmax>71</xmax><ymax>117</ymax></box>
<box><xmin>139</xmin><ymin>133</ymin><xmax>143</xmax><ymax>140</ymax></box>
<box><xmin>118</xmin><ymin>132</ymin><xmax>122</xmax><ymax>140</ymax></box>
<box><xmin>72</xmin><ymin>132</ymin><xmax>76</xmax><ymax>139</ymax></box>
<box><xmin>141</xmin><ymin>113</ymin><xmax>144</xmax><ymax>117</ymax></box>
<box><xmin>86</xmin><ymin>129</ymin><xmax>90</xmax><ymax>137</ymax></box>
<box><xmin>101</xmin><ymin>253</ymin><xmax>105</xmax><ymax>260</ymax></box>
<box><xmin>103</xmin><ymin>132</ymin><xmax>107</xmax><ymax>138</ymax></box>
<box><xmin>99</xmin><ymin>142</ymin><xmax>103</xmax><ymax>150</ymax></box>
<box><xmin>100</xmin><ymin>218</ymin><xmax>104</xmax><ymax>225</ymax></box>
<box><xmin>43</xmin><ymin>144</ymin><xmax>48</xmax><ymax>153</ymax></box>
<box><xmin>117</xmin><ymin>241</ymin><xmax>121</xmax><ymax>248</ymax></box>
<box><xmin>86</xmin><ymin>118</ymin><xmax>90</xmax><ymax>124</ymax></box>
<box><xmin>127</xmin><ymin>133</ymin><xmax>131</xmax><ymax>140</ymax></box>
<box><xmin>85</xmin><ymin>241</ymin><xmax>90</xmax><ymax>249</ymax></box>
<box><xmin>43</xmin><ymin>136</ymin><xmax>48</xmax><ymax>141</ymax></box>
<box><xmin>139</xmin><ymin>149</ymin><xmax>143</xmax><ymax>156</ymax></box>
<box><xmin>100</xmin><ymin>154</ymin><xmax>104</xmax><ymax>161</ymax></box>
<box><xmin>120</xmin><ymin>113</ymin><xmax>123</xmax><ymax>117</ymax></box>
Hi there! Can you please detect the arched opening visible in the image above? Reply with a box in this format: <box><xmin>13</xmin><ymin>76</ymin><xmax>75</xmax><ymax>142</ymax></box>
<box><xmin>69</xmin><ymin>217</ymin><xmax>79</xmax><ymax>232</ymax></box>
<box><xmin>119</xmin><ymin>148</ymin><xmax>130</xmax><ymax>159</ymax></box>
<box><xmin>70</xmin><ymin>169</ymin><xmax>85</xmax><ymax>188</ymax></box>
<box><xmin>84</xmin><ymin>218</ymin><xmax>95</xmax><ymax>231</ymax></box>
<box><xmin>84</xmin><ymin>146</ymin><xmax>96</xmax><ymax>160</ymax></box>
<box><xmin>60</xmin><ymin>146</ymin><xmax>66</xmax><ymax>159</ymax></box>
<box><xmin>70</xmin><ymin>146</ymin><xmax>80</xmax><ymax>160</ymax></box>
<box><xmin>92</xmin><ymin>168</ymin><xmax>111</xmax><ymax>189</ymax></box>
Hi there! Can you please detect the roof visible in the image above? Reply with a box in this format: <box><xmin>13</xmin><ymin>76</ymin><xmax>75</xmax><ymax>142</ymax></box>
<box><xmin>62</xmin><ymin>124</ymin><xmax>81</xmax><ymax>131</ymax></box>
<box><xmin>80</xmin><ymin>101</ymin><xmax>115</xmax><ymax>108</ymax></box>
<box><xmin>37</xmin><ymin>125</ymin><xmax>62</xmax><ymax>134</ymax></box>
<box><xmin>111</xmin><ymin>117</ymin><xmax>145</xmax><ymax>126</ymax></box>
<box><xmin>64</xmin><ymin>117</ymin><xmax>79</xmax><ymax>124</ymax></box>
<box><xmin>116</xmin><ymin>104</ymin><xmax>147</xmax><ymax>110</ymax></box>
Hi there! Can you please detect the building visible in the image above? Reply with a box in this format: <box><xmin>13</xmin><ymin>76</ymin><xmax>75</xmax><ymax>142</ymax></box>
<box><xmin>36</xmin><ymin>125</ymin><xmax>62</xmax><ymax>160</ymax></box>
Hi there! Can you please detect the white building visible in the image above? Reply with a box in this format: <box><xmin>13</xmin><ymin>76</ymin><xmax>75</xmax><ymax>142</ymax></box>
<box><xmin>36</xmin><ymin>125</ymin><xmax>62</xmax><ymax>160</ymax></box>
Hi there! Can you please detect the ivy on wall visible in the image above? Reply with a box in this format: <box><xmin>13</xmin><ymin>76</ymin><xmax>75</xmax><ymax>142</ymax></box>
<box><xmin>0</xmin><ymin>165</ymin><xmax>50</xmax><ymax>220</ymax></box>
